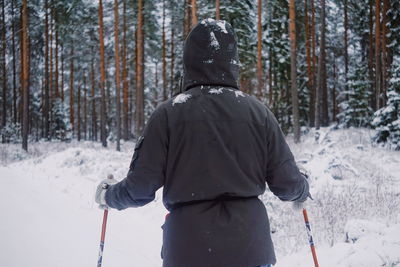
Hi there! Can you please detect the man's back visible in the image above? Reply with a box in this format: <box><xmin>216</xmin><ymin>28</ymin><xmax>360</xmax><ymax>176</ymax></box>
<box><xmin>162</xmin><ymin>86</ymin><xmax>270</xmax><ymax>209</ymax></box>
<box><xmin>104</xmin><ymin>19</ymin><xmax>309</xmax><ymax>267</ymax></box>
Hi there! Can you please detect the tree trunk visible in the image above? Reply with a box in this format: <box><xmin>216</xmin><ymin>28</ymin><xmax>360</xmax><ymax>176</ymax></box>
<box><xmin>191</xmin><ymin>0</ymin><xmax>198</xmax><ymax>26</ymax></box>
<box><xmin>135</xmin><ymin>0</ymin><xmax>145</xmax><ymax>136</ymax></box>
<box><xmin>216</xmin><ymin>0</ymin><xmax>220</xmax><ymax>20</ymax></box>
<box><xmin>69</xmin><ymin>42</ymin><xmax>74</xmax><ymax>136</ymax></box>
<box><xmin>344</xmin><ymin>0</ymin><xmax>349</xmax><ymax>93</ymax></box>
<box><xmin>256</xmin><ymin>0</ymin><xmax>263</xmax><ymax>99</ymax></box>
<box><xmin>154</xmin><ymin>62</ymin><xmax>159</xmax><ymax>108</ymax></box>
<box><xmin>55</xmin><ymin>17</ymin><xmax>59</xmax><ymax>99</ymax></box>
<box><xmin>134</xmin><ymin>28</ymin><xmax>137</xmax><ymax>135</ymax></box>
<box><xmin>61</xmin><ymin>47</ymin><xmax>64</xmax><ymax>103</ymax></box>
<box><xmin>183</xmin><ymin>0</ymin><xmax>191</xmax><ymax>39</ymax></box>
<box><xmin>99</xmin><ymin>0</ymin><xmax>107</xmax><ymax>147</ymax></box>
<box><xmin>83</xmin><ymin>74</ymin><xmax>87</xmax><ymax>140</ymax></box>
<box><xmin>170</xmin><ymin>14</ymin><xmax>175</xmax><ymax>97</ymax></box>
<box><xmin>91</xmin><ymin>59</ymin><xmax>97</xmax><ymax>141</ymax></box>
<box><xmin>162</xmin><ymin>0</ymin><xmax>168</xmax><ymax>100</ymax></box>
<box><xmin>333</xmin><ymin>57</ymin><xmax>337</xmax><ymax>122</ymax></box>
<box><xmin>11</xmin><ymin>0</ymin><xmax>17</xmax><ymax>124</ymax></box>
<box><xmin>44</xmin><ymin>0</ymin><xmax>50</xmax><ymax>139</ymax></box>
<box><xmin>309</xmin><ymin>0</ymin><xmax>316</xmax><ymax>127</ymax></box>
<box><xmin>268</xmin><ymin>47</ymin><xmax>273</xmax><ymax>106</ymax></box>
<box><xmin>122</xmin><ymin>0</ymin><xmax>129</xmax><ymax>140</ymax></box>
<box><xmin>114</xmin><ymin>0</ymin><xmax>121</xmax><ymax>151</ymax></box>
<box><xmin>375</xmin><ymin>0</ymin><xmax>381</xmax><ymax>109</ymax></box>
<box><xmin>305</xmin><ymin>0</ymin><xmax>313</xmax><ymax>126</ymax></box>
<box><xmin>368</xmin><ymin>0</ymin><xmax>375</xmax><ymax>110</ymax></box>
<box><xmin>320</xmin><ymin>0</ymin><xmax>328</xmax><ymax>126</ymax></box>
<box><xmin>289</xmin><ymin>0</ymin><xmax>300</xmax><ymax>142</ymax></box>
<box><xmin>381</xmin><ymin>0</ymin><xmax>389</xmax><ymax>105</ymax></box>
<box><xmin>77</xmin><ymin>84</ymin><xmax>81</xmax><ymax>142</ymax></box>
<box><xmin>21</xmin><ymin>0</ymin><xmax>29</xmax><ymax>151</ymax></box>
<box><xmin>49</xmin><ymin>4</ymin><xmax>54</xmax><ymax>136</ymax></box>
<box><xmin>1</xmin><ymin>0</ymin><xmax>7</xmax><ymax>135</ymax></box>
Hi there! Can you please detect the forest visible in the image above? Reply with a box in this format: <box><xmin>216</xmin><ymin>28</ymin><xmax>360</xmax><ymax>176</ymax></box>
<box><xmin>0</xmin><ymin>0</ymin><xmax>399</xmax><ymax>151</ymax></box>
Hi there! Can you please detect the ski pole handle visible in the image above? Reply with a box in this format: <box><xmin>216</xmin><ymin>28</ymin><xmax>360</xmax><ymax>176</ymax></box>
<box><xmin>97</xmin><ymin>174</ymin><xmax>113</xmax><ymax>267</ymax></box>
<box><xmin>303</xmin><ymin>208</ymin><xmax>319</xmax><ymax>267</ymax></box>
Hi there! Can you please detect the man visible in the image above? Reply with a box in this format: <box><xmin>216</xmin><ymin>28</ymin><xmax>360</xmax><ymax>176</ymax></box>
<box><xmin>95</xmin><ymin>19</ymin><xmax>309</xmax><ymax>267</ymax></box>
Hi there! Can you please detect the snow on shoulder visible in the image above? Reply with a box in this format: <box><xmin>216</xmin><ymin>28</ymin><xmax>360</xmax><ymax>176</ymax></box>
<box><xmin>172</xmin><ymin>93</ymin><xmax>192</xmax><ymax>106</ymax></box>
<box><xmin>234</xmin><ymin>90</ymin><xmax>245</xmax><ymax>98</ymax></box>
<box><xmin>209</xmin><ymin>88</ymin><xmax>224</xmax><ymax>95</ymax></box>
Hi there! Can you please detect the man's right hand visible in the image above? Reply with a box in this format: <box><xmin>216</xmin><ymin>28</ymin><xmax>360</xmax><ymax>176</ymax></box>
<box><xmin>95</xmin><ymin>174</ymin><xmax>118</xmax><ymax>209</ymax></box>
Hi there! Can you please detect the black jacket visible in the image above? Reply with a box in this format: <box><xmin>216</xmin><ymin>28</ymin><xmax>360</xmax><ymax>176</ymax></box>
<box><xmin>106</xmin><ymin>19</ymin><xmax>309</xmax><ymax>267</ymax></box>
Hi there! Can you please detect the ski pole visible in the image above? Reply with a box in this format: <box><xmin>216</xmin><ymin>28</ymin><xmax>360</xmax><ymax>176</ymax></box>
<box><xmin>97</xmin><ymin>208</ymin><xmax>108</xmax><ymax>267</ymax></box>
<box><xmin>97</xmin><ymin>178</ymin><xmax>112</xmax><ymax>267</ymax></box>
<box><xmin>302</xmin><ymin>208</ymin><xmax>319</xmax><ymax>267</ymax></box>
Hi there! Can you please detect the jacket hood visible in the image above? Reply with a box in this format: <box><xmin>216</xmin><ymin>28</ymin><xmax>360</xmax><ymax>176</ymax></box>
<box><xmin>183</xmin><ymin>19</ymin><xmax>240</xmax><ymax>91</ymax></box>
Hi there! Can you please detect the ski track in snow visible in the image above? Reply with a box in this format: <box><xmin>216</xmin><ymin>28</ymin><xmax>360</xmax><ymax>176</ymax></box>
<box><xmin>1</xmin><ymin>128</ymin><xmax>400</xmax><ymax>267</ymax></box>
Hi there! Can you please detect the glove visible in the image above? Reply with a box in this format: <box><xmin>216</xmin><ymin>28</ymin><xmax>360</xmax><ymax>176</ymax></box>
<box><xmin>292</xmin><ymin>166</ymin><xmax>312</xmax><ymax>211</ymax></box>
<box><xmin>95</xmin><ymin>174</ymin><xmax>118</xmax><ymax>209</ymax></box>
<box><xmin>292</xmin><ymin>193</ymin><xmax>313</xmax><ymax>210</ymax></box>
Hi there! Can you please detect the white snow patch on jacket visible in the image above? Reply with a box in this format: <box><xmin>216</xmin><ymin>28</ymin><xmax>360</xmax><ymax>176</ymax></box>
<box><xmin>209</xmin><ymin>32</ymin><xmax>220</xmax><ymax>50</ymax></box>
<box><xmin>209</xmin><ymin>88</ymin><xmax>224</xmax><ymax>95</ymax></box>
<box><xmin>234</xmin><ymin>90</ymin><xmax>245</xmax><ymax>97</ymax></box>
<box><xmin>172</xmin><ymin>93</ymin><xmax>192</xmax><ymax>106</ymax></box>
<box><xmin>216</xmin><ymin>21</ymin><xmax>228</xmax><ymax>34</ymax></box>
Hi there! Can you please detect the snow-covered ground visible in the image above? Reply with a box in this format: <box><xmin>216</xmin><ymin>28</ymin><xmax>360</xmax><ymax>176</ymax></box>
<box><xmin>1</xmin><ymin>128</ymin><xmax>399</xmax><ymax>267</ymax></box>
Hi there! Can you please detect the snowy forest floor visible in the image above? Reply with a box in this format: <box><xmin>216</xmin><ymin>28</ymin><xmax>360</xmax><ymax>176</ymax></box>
<box><xmin>1</xmin><ymin>127</ymin><xmax>399</xmax><ymax>267</ymax></box>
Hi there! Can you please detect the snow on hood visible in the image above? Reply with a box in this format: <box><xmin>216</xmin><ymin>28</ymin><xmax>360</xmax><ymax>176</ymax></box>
<box><xmin>183</xmin><ymin>19</ymin><xmax>240</xmax><ymax>91</ymax></box>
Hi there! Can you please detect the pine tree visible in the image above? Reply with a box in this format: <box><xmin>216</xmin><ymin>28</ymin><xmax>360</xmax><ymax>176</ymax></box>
<box><xmin>338</xmin><ymin>62</ymin><xmax>373</xmax><ymax>128</ymax></box>
<box><xmin>372</xmin><ymin>58</ymin><xmax>400</xmax><ymax>150</ymax></box>
<box><xmin>220</xmin><ymin>1</ymin><xmax>256</xmax><ymax>94</ymax></box>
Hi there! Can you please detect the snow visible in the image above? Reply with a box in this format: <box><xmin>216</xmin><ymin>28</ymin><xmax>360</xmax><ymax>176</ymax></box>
<box><xmin>209</xmin><ymin>31</ymin><xmax>220</xmax><ymax>50</ymax></box>
<box><xmin>234</xmin><ymin>90</ymin><xmax>245</xmax><ymax>98</ymax></box>
<box><xmin>203</xmin><ymin>59</ymin><xmax>214</xmax><ymax>64</ymax></box>
<box><xmin>200</xmin><ymin>18</ymin><xmax>215</xmax><ymax>25</ymax></box>
<box><xmin>230</xmin><ymin>58</ymin><xmax>239</xmax><ymax>65</ymax></box>
<box><xmin>216</xmin><ymin>21</ymin><xmax>228</xmax><ymax>34</ymax></box>
<box><xmin>1</xmin><ymin>128</ymin><xmax>399</xmax><ymax>266</ymax></box>
<box><xmin>0</xmin><ymin>141</ymin><xmax>166</xmax><ymax>267</ymax></box>
<box><xmin>209</xmin><ymin>88</ymin><xmax>224</xmax><ymax>95</ymax></box>
<box><xmin>172</xmin><ymin>93</ymin><xmax>191</xmax><ymax>106</ymax></box>
<box><xmin>276</xmin><ymin>221</ymin><xmax>400</xmax><ymax>267</ymax></box>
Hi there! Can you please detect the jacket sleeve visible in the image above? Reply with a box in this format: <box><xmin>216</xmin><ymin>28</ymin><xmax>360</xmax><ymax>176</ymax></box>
<box><xmin>105</xmin><ymin>107</ymin><xmax>168</xmax><ymax>210</ymax></box>
<box><xmin>265</xmin><ymin>108</ymin><xmax>309</xmax><ymax>202</ymax></box>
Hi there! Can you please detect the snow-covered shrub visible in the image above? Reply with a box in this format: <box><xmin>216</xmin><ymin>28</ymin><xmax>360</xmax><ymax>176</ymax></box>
<box><xmin>372</xmin><ymin>63</ymin><xmax>400</xmax><ymax>150</ymax></box>
<box><xmin>0</xmin><ymin>121</ymin><xmax>21</xmax><ymax>143</ymax></box>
